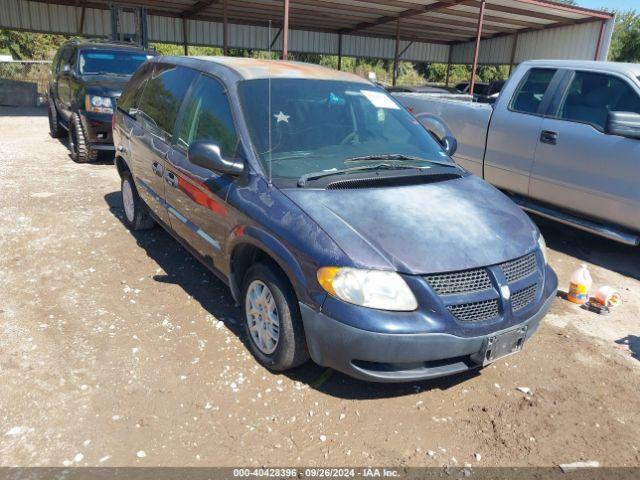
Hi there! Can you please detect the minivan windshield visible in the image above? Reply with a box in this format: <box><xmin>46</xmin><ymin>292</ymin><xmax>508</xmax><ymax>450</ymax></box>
<box><xmin>237</xmin><ymin>79</ymin><xmax>453</xmax><ymax>180</ymax></box>
<box><xmin>79</xmin><ymin>50</ymin><xmax>151</xmax><ymax>75</ymax></box>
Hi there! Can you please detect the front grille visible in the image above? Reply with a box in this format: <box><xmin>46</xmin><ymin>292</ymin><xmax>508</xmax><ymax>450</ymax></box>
<box><xmin>511</xmin><ymin>284</ymin><xmax>538</xmax><ymax>312</ymax></box>
<box><xmin>425</xmin><ymin>268</ymin><xmax>492</xmax><ymax>296</ymax></box>
<box><xmin>499</xmin><ymin>252</ymin><xmax>537</xmax><ymax>283</ymax></box>
<box><xmin>447</xmin><ymin>299</ymin><xmax>499</xmax><ymax>322</ymax></box>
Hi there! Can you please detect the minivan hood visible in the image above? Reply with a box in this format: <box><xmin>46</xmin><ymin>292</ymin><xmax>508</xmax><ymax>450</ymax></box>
<box><xmin>283</xmin><ymin>175</ymin><xmax>538</xmax><ymax>274</ymax></box>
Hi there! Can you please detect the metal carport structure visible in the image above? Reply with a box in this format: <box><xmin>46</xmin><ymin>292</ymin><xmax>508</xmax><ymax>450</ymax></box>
<box><xmin>1</xmin><ymin>0</ymin><xmax>614</xmax><ymax>90</ymax></box>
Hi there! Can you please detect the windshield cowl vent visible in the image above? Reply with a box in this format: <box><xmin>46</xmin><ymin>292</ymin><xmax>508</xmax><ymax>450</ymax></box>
<box><xmin>325</xmin><ymin>173</ymin><xmax>461</xmax><ymax>190</ymax></box>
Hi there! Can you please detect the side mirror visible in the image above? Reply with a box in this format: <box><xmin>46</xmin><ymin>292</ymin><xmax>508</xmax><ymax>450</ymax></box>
<box><xmin>61</xmin><ymin>64</ymin><xmax>71</xmax><ymax>75</ymax></box>
<box><xmin>440</xmin><ymin>135</ymin><xmax>458</xmax><ymax>157</ymax></box>
<box><xmin>606</xmin><ymin>111</ymin><xmax>640</xmax><ymax>140</ymax></box>
<box><xmin>187</xmin><ymin>140</ymin><xmax>244</xmax><ymax>175</ymax></box>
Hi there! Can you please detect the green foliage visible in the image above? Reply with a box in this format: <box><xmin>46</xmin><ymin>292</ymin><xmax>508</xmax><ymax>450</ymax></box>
<box><xmin>150</xmin><ymin>42</ymin><xmax>225</xmax><ymax>57</ymax></box>
<box><xmin>608</xmin><ymin>10</ymin><xmax>640</xmax><ymax>63</ymax></box>
<box><xmin>0</xmin><ymin>29</ymin><xmax>71</xmax><ymax>60</ymax></box>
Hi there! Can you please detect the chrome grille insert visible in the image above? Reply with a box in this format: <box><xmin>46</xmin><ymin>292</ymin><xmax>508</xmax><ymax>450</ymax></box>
<box><xmin>425</xmin><ymin>268</ymin><xmax>492</xmax><ymax>296</ymax></box>
<box><xmin>447</xmin><ymin>299</ymin><xmax>499</xmax><ymax>322</ymax></box>
<box><xmin>499</xmin><ymin>252</ymin><xmax>537</xmax><ymax>283</ymax></box>
<box><xmin>511</xmin><ymin>284</ymin><xmax>538</xmax><ymax>312</ymax></box>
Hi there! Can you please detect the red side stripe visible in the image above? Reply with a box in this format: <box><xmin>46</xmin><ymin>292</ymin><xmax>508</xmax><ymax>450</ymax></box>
<box><xmin>177</xmin><ymin>176</ymin><xmax>227</xmax><ymax>217</ymax></box>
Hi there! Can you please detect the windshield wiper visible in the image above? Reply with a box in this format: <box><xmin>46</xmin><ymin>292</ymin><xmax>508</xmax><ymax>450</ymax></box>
<box><xmin>298</xmin><ymin>163</ymin><xmax>430</xmax><ymax>188</ymax></box>
<box><xmin>87</xmin><ymin>71</ymin><xmax>129</xmax><ymax>76</ymax></box>
<box><xmin>345</xmin><ymin>153</ymin><xmax>456</xmax><ymax>169</ymax></box>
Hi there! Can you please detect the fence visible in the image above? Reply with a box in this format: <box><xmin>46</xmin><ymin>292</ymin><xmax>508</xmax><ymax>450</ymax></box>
<box><xmin>0</xmin><ymin>60</ymin><xmax>51</xmax><ymax>107</ymax></box>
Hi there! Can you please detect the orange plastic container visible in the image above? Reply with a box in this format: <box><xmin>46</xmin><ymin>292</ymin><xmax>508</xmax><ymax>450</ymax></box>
<box><xmin>567</xmin><ymin>264</ymin><xmax>592</xmax><ymax>305</ymax></box>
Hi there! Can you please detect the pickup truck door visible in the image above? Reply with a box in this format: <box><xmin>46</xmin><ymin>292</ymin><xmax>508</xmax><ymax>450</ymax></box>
<box><xmin>164</xmin><ymin>73</ymin><xmax>237</xmax><ymax>270</ymax></box>
<box><xmin>529</xmin><ymin>70</ymin><xmax>640</xmax><ymax>232</ymax></box>
<box><xmin>484</xmin><ymin>68</ymin><xmax>561</xmax><ymax>195</ymax></box>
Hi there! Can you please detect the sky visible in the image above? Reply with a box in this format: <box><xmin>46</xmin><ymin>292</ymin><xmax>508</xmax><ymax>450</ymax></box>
<box><xmin>576</xmin><ymin>0</ymin><xmax>637</xmax><ymax>11</ymax></box>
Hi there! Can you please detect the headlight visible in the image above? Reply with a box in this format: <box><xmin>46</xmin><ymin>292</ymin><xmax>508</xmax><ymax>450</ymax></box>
<box><xmin>85</xmin><ymin>95</ymin><xmax>113</xmax><ymax>113</ymax></box>
<box><xmin>317</xmin><ymin>267</ymin><xmax>418</xmax><ymax>311</ymax></box>
<box><xmin>537</xmin><ymin>234</ymin><xmax>548</xmax><ymax>265</ymax></box>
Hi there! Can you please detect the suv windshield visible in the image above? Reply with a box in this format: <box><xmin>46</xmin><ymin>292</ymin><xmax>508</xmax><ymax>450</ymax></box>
<box><xmin>79</xmin><ymin>50</ymin><xmax>151</xmax><ymax>75</ymax></box>
<box><xmin>237</xmin><ymin>79</ymin><xmax>452</xmax><ymax>180</ymax></box>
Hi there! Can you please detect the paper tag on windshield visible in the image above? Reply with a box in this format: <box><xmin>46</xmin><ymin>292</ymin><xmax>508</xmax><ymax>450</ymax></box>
<box><xmin>361</xmin><ymin>90</ymin><xmax>400</xmax><ymax>110</ymax></box>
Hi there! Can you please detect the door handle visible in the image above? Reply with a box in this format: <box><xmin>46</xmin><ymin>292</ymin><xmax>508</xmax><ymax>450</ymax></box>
<box><xmin>152</xmin><ymin>161</ymin><xmax>163</xmax><ymax>177</ymax></box>
<box><xmin>164</xmin><ymin>171</ymin><xmax>178</xmax><ymax>188</ymax></box>
<box><xmin>540</xmin><ymin>130</ymin><xmax>558</xmax><ymax>145</ymax></box>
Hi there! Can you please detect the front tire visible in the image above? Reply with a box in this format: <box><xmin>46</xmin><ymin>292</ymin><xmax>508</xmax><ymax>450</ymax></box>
<box><xmin>242</xmin><ymin>263</ymin><xmax>309</xmax><ymax>371</ymax></box>
<box><xmin>121</xmin><ymin>170</ymin><xmax>155</xmax><ymax>231</ymax></box>
<box><xmin>48</xmin><ymin>101</ymin><xmax>64</xmax><ymax>138</ymax></box>
<box><xmin>69</xmin><ymin>113</ymin><xmax>97</xmax><ymax>163</ymax></box>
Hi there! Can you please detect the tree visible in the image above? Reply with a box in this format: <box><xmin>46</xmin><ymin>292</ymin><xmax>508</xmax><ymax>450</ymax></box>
<box><xmin>0</xmin><ymin>30</ymin><xmax>70</xmax><ymax>60</ymax></box>
<box><xmin>609</xmin><ymin>10</ymin><xmax>640</xmax><ymax>63</ymax></box>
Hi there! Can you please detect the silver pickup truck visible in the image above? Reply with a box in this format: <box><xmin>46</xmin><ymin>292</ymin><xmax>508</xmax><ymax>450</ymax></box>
<box><xmin>394</xmin><ymin>60</ymin><xmax>640</xmax><ymax>246</ymax></box>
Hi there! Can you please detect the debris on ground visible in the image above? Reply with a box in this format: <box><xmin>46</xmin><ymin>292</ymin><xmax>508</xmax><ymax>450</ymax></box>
<box><xmin>559</xmin><ymin>460</ymin><xmax>600</xmax><ymax>472</ymax></box>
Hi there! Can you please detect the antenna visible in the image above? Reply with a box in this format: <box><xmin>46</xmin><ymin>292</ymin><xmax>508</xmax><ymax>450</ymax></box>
<box><xmin>268</xmin><ymin>19</ymin><xmax>273</xmax><ymax>185</ymax></box>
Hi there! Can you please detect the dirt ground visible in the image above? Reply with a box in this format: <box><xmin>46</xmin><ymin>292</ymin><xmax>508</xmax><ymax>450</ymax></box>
<box><xmin>1</xmin><ymin>107</ymin><xmax>639</xmax><ymax>468</ymax></box>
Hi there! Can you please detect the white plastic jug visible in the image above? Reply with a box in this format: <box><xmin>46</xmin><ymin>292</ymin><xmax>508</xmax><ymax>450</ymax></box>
<box><xmin>568</xmin><ymin>264</ymin><xmax>592</xmax><ymax>305</ymax></box>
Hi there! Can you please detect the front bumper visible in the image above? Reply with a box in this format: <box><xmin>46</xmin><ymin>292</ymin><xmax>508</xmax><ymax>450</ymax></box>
<box><xmin>300</xmin><ymin>274</ymin><xmax>557</xmax><ymax>383</ymax></box>
<box><xmin>79</xmin><ymin>110</ymin><xmax>114</xmax><ymax>149</ymax></box>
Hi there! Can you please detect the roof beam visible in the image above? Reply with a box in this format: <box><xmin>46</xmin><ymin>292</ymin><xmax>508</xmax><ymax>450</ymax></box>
<box><xmin>460</xmin><ymin>0</ymin><xmax>578</xmax><ymax>24</ymax></box>
<box><xmin>183</xmin><ymin>0</ymin><xmax>221</xmax><ymax>18</ymax></box>
<box><xmin>395</xmin><ymin>15</ymin><xmax>518</xmax><ymax>34</ymax></box>
<box><xmin>223</xmin><ymin>1</ymin><xmax>380</xmax><ymax>24</ymax></box>
<box><xmin>451</xmin><ymin>16</ymin><xmax>602</xmax><ymax>46</ymax></box>
<box><xmin>341</xmin><ymin>0</ymin><xmax>467</xmax><ymax>34</ymax></box>
<box><xmin>228</xmin><ymin>0</ymin><xmax>400</xmax><ymax>18</ymax></box>
<box><xmin>512</xmin><ymin>0</ymin><xmax>612</xmax><ymax>20</ymax></box>
<box><xmin>425</xmin><ymin>9</ymin><xmax>545</xmax><ymax>29</ymax></box>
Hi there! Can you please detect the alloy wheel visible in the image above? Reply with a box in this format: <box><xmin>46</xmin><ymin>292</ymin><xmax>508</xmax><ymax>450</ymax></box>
<box><xmin>122</xmin><ymin>178</ymin><xmax>136</xmax><ymax>224</ymax></box>
<box><xmin>245</xmin><ymin>280</ymin><xmax>280</xmax><ymax>354</ymax></box>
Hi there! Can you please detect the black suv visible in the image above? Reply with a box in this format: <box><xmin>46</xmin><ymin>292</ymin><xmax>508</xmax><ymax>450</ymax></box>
<box><xmin>48</xmin><ymin>39</ymin><xmax>155</xmax><ymax>162</ymax></box>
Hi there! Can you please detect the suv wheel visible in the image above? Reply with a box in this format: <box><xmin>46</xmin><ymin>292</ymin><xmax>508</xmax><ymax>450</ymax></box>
<box><xmin>48</xmin><ymin>101</ymin><xmax>64</xmax><ymax>138</ymax></box>
<box><xmin>121</xmin><ymin>170</ymin><xmax>155</xmax><ymax>231</ymax></box>
<box><xmin>68</xmin><ymin>113</ymin><xmax>97</xmax><ymax>163</ymax></box>
<box><xmin>242</xmin><ymin>263</ymin><xmax>309</xmax><ymax>371</ymax></box>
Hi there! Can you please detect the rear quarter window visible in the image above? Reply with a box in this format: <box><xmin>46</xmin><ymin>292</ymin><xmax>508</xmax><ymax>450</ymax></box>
<box><xmin>117</xmin><ymin>63</ymin><xmax>153</xmax><ymax>115</ymax></box>
<box><xmin>510</xmin><ymin>68</ymin><xmax>557</xmax><ymax>115</ymax></box>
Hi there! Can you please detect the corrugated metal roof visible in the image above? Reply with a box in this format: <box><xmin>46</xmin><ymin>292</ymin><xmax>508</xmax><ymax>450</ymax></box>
<box><xmin>0</xmin><ymin>0</ymin><xmax>613</xmax><ymax>64</ymax></box>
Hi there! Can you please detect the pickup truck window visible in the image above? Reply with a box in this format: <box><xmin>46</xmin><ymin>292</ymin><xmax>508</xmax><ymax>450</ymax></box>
<box><xmin>177</xmin><ymin>74</ymin><xmax>239</xmax><ymax>158</ymax></box>
<box><xmin>557</xmin><ymin>71</ymin><xmax>640</xmax><ymax>131</ymax></box>
<box><xmin>510</xmin><ymin>68</ymin><xmax>557</xmax><ymax>115</ymax></box>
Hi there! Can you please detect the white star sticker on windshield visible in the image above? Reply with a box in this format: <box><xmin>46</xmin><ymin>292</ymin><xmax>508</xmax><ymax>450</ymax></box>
<box><xmin>274</xmin><ymin>111</ymin><xmax>290</xmax><ymax>123</ymax></box>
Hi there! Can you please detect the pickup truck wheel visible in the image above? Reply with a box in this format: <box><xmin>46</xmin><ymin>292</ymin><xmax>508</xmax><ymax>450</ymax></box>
<box><xmin>48</xmin><ymin>101</ymin><xmax>64</xmax><ymax>138</ymax></box>
<box><xmin>242</xmin><ymin>263</ymin><xmax>309</xmax><ymax>372</ymax></box>
<box><xmin>68</xmin><ymin>113</ymin><xmax>97</xmax><ymax>163</ymax></box>
<box><xmin>121</xmin><ymin>171</ymin><xmax>155</xmax><ymax>231</ymax></box>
